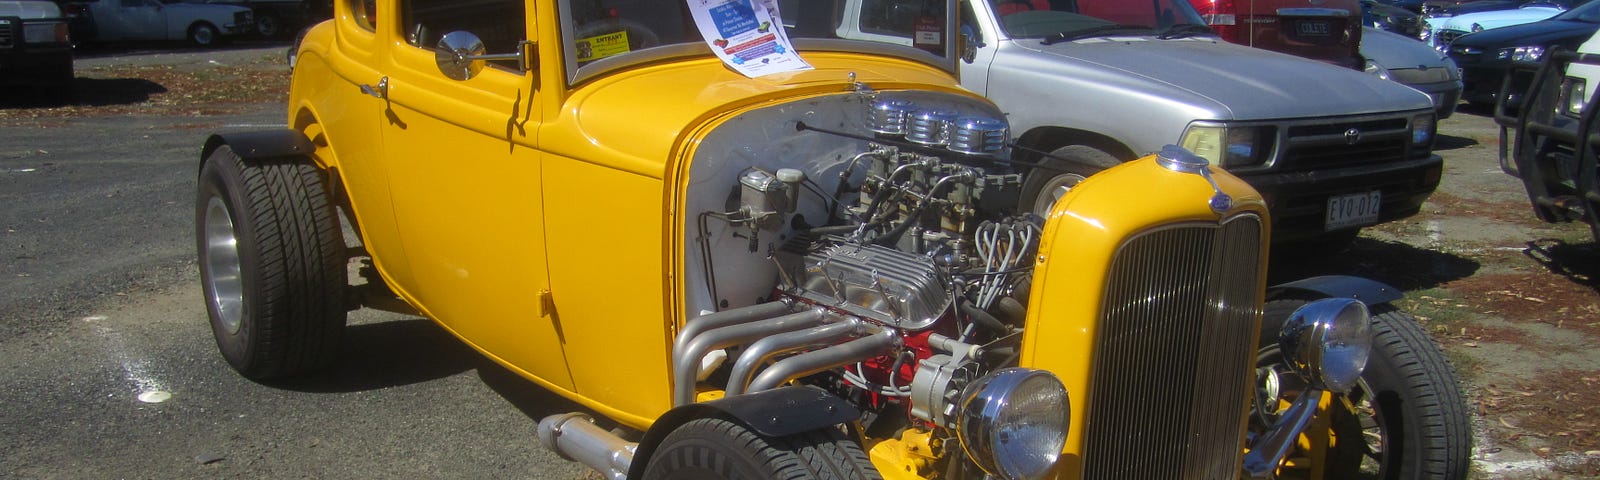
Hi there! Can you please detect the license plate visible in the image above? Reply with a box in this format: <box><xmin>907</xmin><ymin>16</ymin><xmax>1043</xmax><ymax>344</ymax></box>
<box><xmin>1326</xmin><ymin>191</ymin><xmax>1382</xmax><ymax>231</ymax></box>
<box><xmin>1295</xmin><ymin>20</ymin><xmax>1331</xmax><ymax>37</ymax></box>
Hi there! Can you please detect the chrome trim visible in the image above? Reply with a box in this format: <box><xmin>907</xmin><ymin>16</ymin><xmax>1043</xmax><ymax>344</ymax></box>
<box><xmin>1242</xmin><ymin>388</ymin><xmax>1322</xmax><ymax>478</ymax></box>
<box><xmin>1080</xmin><ymin>214</ymin><xmax>1263</xmax><ymax>479</ymax></box>
<box><xmin>203</xmin><ymin>196</ymin><xmax>245</xmax><ymax>335</ymax></box>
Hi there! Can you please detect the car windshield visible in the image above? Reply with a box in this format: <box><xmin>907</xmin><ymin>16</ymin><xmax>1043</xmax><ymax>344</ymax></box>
<box><xmin>977</xmin><ymin>0</ymin><xmax>1212</xmax><ymax>41</ymax></box>
<box><xmin>560</xmin><ymin>0</ymin><xmax>957</xmax><ymax>84</ymax></box>
<box><xmin>1551</xmin><ymin>0</ymin><xmax>1600</xmax><ymax>20</ymax></box>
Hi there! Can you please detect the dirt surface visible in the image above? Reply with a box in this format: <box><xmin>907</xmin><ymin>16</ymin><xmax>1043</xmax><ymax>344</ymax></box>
<box><xmin>5</xmin><ymin>44</ymin><xmax>1600</xmax><ymax>478</ymax></box>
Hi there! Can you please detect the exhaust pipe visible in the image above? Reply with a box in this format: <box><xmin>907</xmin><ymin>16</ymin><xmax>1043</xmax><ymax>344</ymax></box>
<box><xmin>538</xmin><ymin>413</ymin><xmax>635</xmax><ymax>480</ymax></box>
<box><xmin>673</xmin><ymin>308</ymin><xmax>829</xmax><ymax>406</ymax></box>
<box><xmin>725</xmin><ymin>319</ymin><xmax>865</xmax><ymax>396</ymax></box>
<box><xmin>747</xmin><ymin>328</ymin><xmax>900</xmax><ymax>394</ymax></box>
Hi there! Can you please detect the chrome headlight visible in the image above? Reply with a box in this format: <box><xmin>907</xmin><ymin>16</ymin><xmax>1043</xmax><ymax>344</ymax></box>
<box><xmin>1277</xmin><ymin>298</ymin><xmax>1373</xmax><ymax>393</ymax></box>
<box><xmin>1497</xmin><ymin>45</ymin><xmax>1546</xmax><ymax>62</ymax></box>
<box><xmin>1179</xmin><ymin>123</ymin><xmax>1272</xmax><ymax>168</ymax></box>
<box><xmin>1412</xmin><ymin>113</ymin><xmax>1435</xmax><ymax>146</ymax></box>
<box><xmin>1561</xmin><ymin>76</ymin><xmax>1589</xmax><ymax>117</ymax></box>
<box><xmin>1365</xmin><ymin>59</ymin><xmax>1392</xmax><ymax>81</ymax></box>
<box><xmin>957</xmin><ymin>368</ymin><xmax>1069</xmax><ymax>480</ymax></box>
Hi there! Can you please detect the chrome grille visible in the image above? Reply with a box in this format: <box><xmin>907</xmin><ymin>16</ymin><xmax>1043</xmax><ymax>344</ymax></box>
<box><xmin>1081</xmin><ymin>214</ymin><xmax>1263</xmax><ymax>479</ymax></box>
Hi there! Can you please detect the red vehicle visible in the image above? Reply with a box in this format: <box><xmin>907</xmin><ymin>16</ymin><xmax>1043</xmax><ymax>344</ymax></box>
<box><xmin>1189</xmin><ymin>0</ymin><xmax>1365</xmax><ymax>69</ymax></box>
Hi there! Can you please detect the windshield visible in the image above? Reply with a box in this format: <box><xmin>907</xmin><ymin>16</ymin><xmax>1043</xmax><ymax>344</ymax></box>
<box><xmin>560</xmin><ymin>0</ymin><xmax>957</xmax><ymax>84</ymax></box>
<box><xmin>1552</xmin><ymin>0</ymin><xmax>1600</xmax><ymax>20</ymax></box>
<box><xmin>977</xmin><ymin>0</ymin><xmax>1211</xmax><ymax>40</ymax></box>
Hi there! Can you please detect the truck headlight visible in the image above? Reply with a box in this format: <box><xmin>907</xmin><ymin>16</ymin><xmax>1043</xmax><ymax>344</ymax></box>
<box><xmin>1179</xmin><ymin>124</ymin><xmax>1272</xmax><ymax>168</ymax></box>
<box><xmin>957</xmin><ymin>368</ymin><xmax>1069</xmax><ymax>480</ymax></box>
<box><xmin>24</xmin><ymin>22</ymin><xmax>69</xmax><ymax>44</ymax></box>
<box><xmin>1277</xmin><ymin>298</ymin><xmax>1372</xmax><ymax>393</ymax></box>
<box><xmin>1497</xmin><ymin>46</ymin><xmax>1545</xmax><ymax>62</ymax></box>
<box><xmin>1561</xmin><ymin>76</ymin><xmax>1588</xmax><ymax>117</ymax></box>
<box><xmin>1412</xmin><ymin>114</ymin><xmax>1435</xmax><ymax>146</ymax></box>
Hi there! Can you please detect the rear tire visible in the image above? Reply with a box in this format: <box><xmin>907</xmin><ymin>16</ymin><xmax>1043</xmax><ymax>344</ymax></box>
<box><xmin>1260</xmin><ymin>300</ymin><xmax>1470</xmax><ymax>480</ymax></box>
<box><xmin>196</xmin><ymin>146</ymin><xmax>347</xmax><ymax>379</ymax></box>
<box><xmin>642</xmin><ymin>418</ymin><xmax>881</xmax><ymax>480</ymax></box>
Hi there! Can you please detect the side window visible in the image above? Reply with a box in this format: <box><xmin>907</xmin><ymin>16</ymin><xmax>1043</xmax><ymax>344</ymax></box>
<box><xmin>401</xmin><ymin>0</ymin><xmax>526</xmax><ymax>69</ymax></box>
<box><xmin>350</xmin><ymin>0</ymin><xmax>376</xmax><ymax>32</ymax></box>
<box><xmin>860</xmin><ymin>0</ymin><xmax>921</xmax><ymax>38</ymax></box>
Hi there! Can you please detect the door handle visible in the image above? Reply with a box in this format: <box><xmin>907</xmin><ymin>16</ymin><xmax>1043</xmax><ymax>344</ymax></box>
<box><xmin>360</xmin><ymin>76</ymin><xmax>388</xmax><ymax>99</ymax></box>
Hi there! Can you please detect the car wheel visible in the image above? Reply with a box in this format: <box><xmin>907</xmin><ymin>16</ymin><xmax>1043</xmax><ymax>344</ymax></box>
<box><xmin>642</xmin><ymin>418</ymin><xmax>881</xmax><ymax>480</ymax></box>
<box><xmin>1017</xmin><ymin>145</ymin><xmax>1120</xmax><ymax>216</ymax></box>
<box><xmin>189</xmin><ymin>22</ymin><xmax>220</xmax><ymax>46</ymax></box>
<box><xmin>1258</xmin><ymin>300</ymin><xmax>1471</xmax><ymax>480</ymax></box>
<box><xmin>255</xmin><ymin>12</ymin><xmax>281</xmax><ymax>38</ymax></box>
<box><xmin>196</xmin><ymin>146</ymin><xmax>348</xmax><ymax>379</ymax></box>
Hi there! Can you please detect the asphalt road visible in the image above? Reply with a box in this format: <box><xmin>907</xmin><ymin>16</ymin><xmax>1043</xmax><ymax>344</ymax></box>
<box><xmin>1</xmin><ymin>48</ymin><xmax>593</xmax><ymax>479</ymax></box>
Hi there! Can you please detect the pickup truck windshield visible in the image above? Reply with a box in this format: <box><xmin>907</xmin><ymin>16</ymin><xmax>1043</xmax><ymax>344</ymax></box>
<box><xmin>562</xmin><ymin>0</ymin><xmax>956</xmax><ymax>83</ymax></box>
<box><xmin>982</xmin><ymin>0</ymin><xmax>1211</xmax><ymax>40</ymax></box>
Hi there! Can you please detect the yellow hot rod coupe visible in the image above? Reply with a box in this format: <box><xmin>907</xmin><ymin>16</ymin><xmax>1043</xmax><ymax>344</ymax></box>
<box><xmin>194</xmin><ymin>0</ymin><xmax>1469</xmax><ymax>478</ymax></box>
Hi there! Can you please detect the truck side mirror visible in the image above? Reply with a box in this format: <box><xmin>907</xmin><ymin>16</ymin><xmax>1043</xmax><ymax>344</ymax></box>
<box><xmin>435</xmin><ymin>30</ymin><xmax>534</xmax><ymax>81</ymax></box>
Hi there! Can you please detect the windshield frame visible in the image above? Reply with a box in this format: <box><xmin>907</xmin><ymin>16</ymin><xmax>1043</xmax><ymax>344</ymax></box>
<box><xmin>558</xmin><ymin>0</ymin><xmax>961</xmax><ymax>86</ymax></box>
<box><xmin>971</xmin><ymin>0</ymin><xmax>1212</xmax><ymax>41</ymax></box>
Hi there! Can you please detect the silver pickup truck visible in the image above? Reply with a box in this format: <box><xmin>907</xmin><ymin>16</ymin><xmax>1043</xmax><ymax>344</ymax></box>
<box><xmin>955</xmin><ymin>0</ymin><xmax>1444</xmax><ymax>247</ymax></box>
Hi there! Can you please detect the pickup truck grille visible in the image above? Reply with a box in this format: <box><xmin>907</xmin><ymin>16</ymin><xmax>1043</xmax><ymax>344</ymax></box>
<box><xmin>1274</xmin><ymin>116</ymin><xmax>1415</xmax><ymax>171</ymax></box>
<box><xmin>1081</xmin><ymin>214</ymin><xmax>1262</xmax><ymax>479</ymax></box>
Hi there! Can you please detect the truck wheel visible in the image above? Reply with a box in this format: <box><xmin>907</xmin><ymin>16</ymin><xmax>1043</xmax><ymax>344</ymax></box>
<box><xmin>1017</xmin><ymin>145</ymin><xmax>1119</xmax><ymax>216</ymax></box>
<box><xmin>642</xmin><ymin>418</ymin><xmax>881</xmax><ymax>480</ymax></box>
<box><xmin>189</xmin><ymin>22</ymin><xmax>220</xmax><ymax>46</ymax></box>
<box><xmin>196</xmin><ymin>146</ymin><xmax>347</xmax><ymax>379</ymax></box>
<box><xmin>255</xmin><ymin>12</ymin><xmax>281</xmax><ymax>38</ymax></box>
<box><xmin>1260</xmin><ymin>300</ymin><xmax>1470</xmax><ymax>480</ymax></box>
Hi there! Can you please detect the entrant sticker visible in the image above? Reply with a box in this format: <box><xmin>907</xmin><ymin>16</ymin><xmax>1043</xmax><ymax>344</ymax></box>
<box><xmin>576</xmin><ymin>30</ymin><xmax>632</xmax><ymax>62</ymax></box>
<box><xmin>689</xmin><ymin>0</ymin><xmax>812</xmax><ymax>78</ymax></box>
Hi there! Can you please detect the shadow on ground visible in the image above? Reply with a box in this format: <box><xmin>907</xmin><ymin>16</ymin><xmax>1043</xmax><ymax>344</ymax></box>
<box><xmin>264</xmin><ymin>318</ymin><xmax>480</xmax><ymax>393</ymax></box>
<box><xmin>1523</xmin><ymin>238</ymin><xmax>1600</xmax><ymax>291</ymax></box>
<box><xmin>0</xmin><ymin>78</ymin><xmax>166</xmax><ymax>109</ymax></box>
<box><xmin>1269</xmin><ymin>237</ymin><xmax>1481</xmax><ymax>291</ymax></box>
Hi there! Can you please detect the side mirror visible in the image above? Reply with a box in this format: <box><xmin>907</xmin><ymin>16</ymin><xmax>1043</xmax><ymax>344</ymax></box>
<box><xmin>960</xmin><ymin>31</ymin><xmax>983</xmax><ymax>64</ymax></box>
<box><xmin>435</xmin><ymin>30</ymin><xmax>533</xmax><ymax>81</ymax></box>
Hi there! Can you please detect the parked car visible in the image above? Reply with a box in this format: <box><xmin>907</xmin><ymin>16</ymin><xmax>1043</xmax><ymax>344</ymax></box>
<box><xmin>1422</xmin><ymin>1</ymin><xmax>1568</xmax><ymax>50</ymax></box>
<box><xmin>199</xmin><ymin>0</ymin><xmax>1465</xmax><ymax>478</ymax></box>
<box><xmin>1494</xmin><ymin>30</ymin><xmax>1600</xmax><ymax>241</ymax></box>
<box><xmin>0</xmin><ymin>0</ymin><xmax>73</xmax><ymax>100</ymax></box>
<box><xmin>1367</xmin><ymin>0</ymin><xmax>1426</xmax><ymax>36</ymax></box>
<box><xmin>63</xmin><ymin>0</ymin><xmax>252</xmax><ymax>46</ymax></box>
<box><xmin>1446</xmin><ymin>0</ymin><xmax>1600</xmax><ymax>106</ymax></box>
<box><xmin>1365</xmin><ymin>26</ymin><xmax>1464</xmax><ymax>117</ymax></box>
<box><xmin>1188</xmin><ymin>0</ymin><xmax>1364</xmax><ymax>69</ymax></box>
<box><xmin>958</xmin><ymin>0</ymin><xmax>1446</xmax><ymax>252</ymax></box>
<box><xmin>200</xmin><ymin>0</ymin><xmax>320</xmax><ymax>38</ymax></box>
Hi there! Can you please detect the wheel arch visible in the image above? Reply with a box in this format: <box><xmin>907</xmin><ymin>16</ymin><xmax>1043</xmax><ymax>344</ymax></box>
<box><xmin>1013</xmin><ymin>125</ymin><xmax>1137</xmax><ymax>165</ymax></box>
<box><xmin>627</xmin><ymin>386</ymin><xmax>859</xmax><ymax>479</ymax></box>
<box><xmin>1266</xmin><ymin>275</ymin><xmax>1404</xmax><ymax>306</ymax></box>
<box><xmin>201</xmin><ymin>130</ymin><xmax>316</xmax><ymax>170</ymax></box>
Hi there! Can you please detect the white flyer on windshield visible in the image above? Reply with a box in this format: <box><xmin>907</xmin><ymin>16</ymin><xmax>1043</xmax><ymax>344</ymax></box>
<box><xmin>689</xmin><ymin>0</ymin><xmax>812</xmax><ymax>78</ymax></box>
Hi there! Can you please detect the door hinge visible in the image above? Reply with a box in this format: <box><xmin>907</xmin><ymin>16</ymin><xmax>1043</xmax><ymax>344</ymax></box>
<box><xmin>538</xmin><ymin>289</ymin><xmax>555</xmax><ymax>317</ymax></box>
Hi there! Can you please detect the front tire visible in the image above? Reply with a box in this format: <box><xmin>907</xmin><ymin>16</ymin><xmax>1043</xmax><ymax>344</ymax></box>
<box><xmin>196</xmin><ymin>146</ymin><xmax>347</xmax><ymax>379</ymax></box>
<box><xmin>189</xmin><ymin>22</ymin><xmax>220</xmax><ymax>46</ymax></box>
<box><xmin>642</xmin><ymin>418</ymin><xmax>881</xmax><ymax>480</ymax></box>
<box><xmin>1017</xmin><ymin>145</ymin><xmax>1119</xmax><ymax>216</ymax></box>
<box><xmin>1260</xmin><ymin>300</ymin><xmax>1470</xmax><ymax>479</ymax></box>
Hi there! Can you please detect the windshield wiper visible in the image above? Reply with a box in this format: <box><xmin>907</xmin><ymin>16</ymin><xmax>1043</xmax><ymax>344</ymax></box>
<box><xmin>1041</xmin><ymin>24</ymin><xmax>1156</xmax><ymax>45</ymax></box>
<box><xmin>1157</xmin><ymin>23</ymin><xmax>1216</xmax><ymax>39</ymax></box>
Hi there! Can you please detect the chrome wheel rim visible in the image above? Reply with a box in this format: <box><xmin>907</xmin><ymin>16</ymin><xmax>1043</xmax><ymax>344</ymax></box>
<box><xmin>1031</xmin><ymin>172</ymin><xmax>1088</xmax><ymax>216</ymax></box>
<box><xmin>203</xmin><ymin>195</ymin><xmax>245</xmax><ymax>335</ymax></box>
<box><xmin>194</xmin><ymin>27</ymin><xmax>215</xmax><ymax>45</ymax></box>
